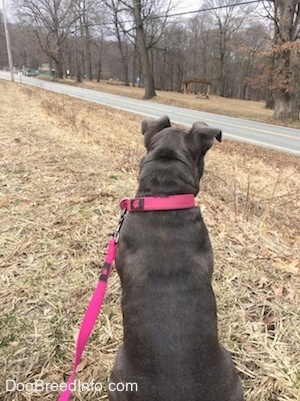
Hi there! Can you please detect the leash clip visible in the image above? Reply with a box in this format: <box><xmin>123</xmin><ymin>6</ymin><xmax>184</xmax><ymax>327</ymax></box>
<box><xmin>113</xmin><ymin>208</ymin><xmax>127</xmax><ymax>243</ymax></box>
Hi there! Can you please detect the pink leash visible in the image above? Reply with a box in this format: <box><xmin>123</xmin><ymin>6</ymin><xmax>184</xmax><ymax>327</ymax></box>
<box><xmin>58</xmin><ymin>238</ymin><xmax>118</xmax><ymax>401</ymax></box>
<box><xmin>58</xmin><ymin>195</ymin><xmax>195</xmax><ymax>400</ymax></box>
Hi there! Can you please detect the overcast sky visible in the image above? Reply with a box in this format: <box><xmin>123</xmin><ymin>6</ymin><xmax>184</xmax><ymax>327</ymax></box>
<box><xmin>0</xmin><ymin>0</ymin><xmax>202</xmax><ymax>14</ymax></box>
<box><xmin>167</xmin><ymin>1</ymin><xmax>207</xmax><ymax>23</ymax></box>
<box><xmin>173</xmin><ymin>0</ymin><xmax>202</xmax><ymax>14</ymax></box>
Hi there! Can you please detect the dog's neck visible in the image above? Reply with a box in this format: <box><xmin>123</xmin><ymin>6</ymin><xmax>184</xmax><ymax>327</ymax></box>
<box><xmin>137</xmin><ymin>158</ymin><xmax>200</xmax><ymax>197</ymax></box>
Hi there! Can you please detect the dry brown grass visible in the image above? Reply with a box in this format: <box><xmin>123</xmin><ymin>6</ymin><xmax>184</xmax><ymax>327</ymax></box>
<box><xmin>55</xmin><ymin>78</ymin><xmax>300</xmax><ymax>129</ymax></box>
<box><xmin>0</xmin><ymin>79</ymin><xmax>299</xmax><ymax>401</ymax></box>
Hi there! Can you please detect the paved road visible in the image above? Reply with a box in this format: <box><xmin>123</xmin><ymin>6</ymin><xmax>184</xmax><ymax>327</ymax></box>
<box><xmin>1</xmin><ymin>71</ymin><xmax>299</xmax><ymax>156</ymax></box>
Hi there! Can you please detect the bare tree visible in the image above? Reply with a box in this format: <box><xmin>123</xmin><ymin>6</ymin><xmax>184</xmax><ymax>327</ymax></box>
<box><xmin>235</xmin><ymin>22</ymin><xmax>270</xmax><ymax>100</ymax></box>
<box><xmin>11</xmin><ymin>25</ymin><xmax>47</xmax><ymax>70</ymax></box>
<box><xmin>202</xmin><ymin>0</ymin><xmax>255</xmax><ymax>97</ymax></box>
<box><xmin>157</xmin><ymin>22</ymin><xmax>188</xmax><ymax>91</ymax></box>
<box><xmin>132</xmin><ymin>0</ymin><xmax>156</xmax><ymax>98</ymax></box>
<box><xmin>93</xmin><ymin>28</ymin><xmax>105</xmax><ymax>82</ymax></box>
<box><xmin>18</xmin><ymin>0</ymin><xmax>76</xmax><ymax>78</ymax></box>
<box><xmin>77</xmin><ymin>0</ymin><xmax>93</xmax><ymax>80</ymax></box>
<box><xmin>104</xmin><ymin>0</ymin><xmax>132</xmax><ymax>85</ymax></box>
<box><xmin>187</xmin><ymin>14</ymin><xmax>213</xmax><ymax>80</ymax></box>
<box><xmin>118</xmin><ymin>0</ymin><xmax>172</xmax><ymax>99</ymax></box>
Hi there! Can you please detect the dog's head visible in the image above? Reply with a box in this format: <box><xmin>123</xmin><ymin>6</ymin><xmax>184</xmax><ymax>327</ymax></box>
<box><xmin>138</xmin><ymin>115</ymin><xmax>221</xmax><ymax>196</ymax></box>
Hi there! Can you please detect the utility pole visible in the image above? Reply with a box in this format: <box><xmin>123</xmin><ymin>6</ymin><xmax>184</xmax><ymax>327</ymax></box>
<box><xmin>2</xmin><ymin>0</ymin><xmax>14</xmax><ymax>82</ymax></box>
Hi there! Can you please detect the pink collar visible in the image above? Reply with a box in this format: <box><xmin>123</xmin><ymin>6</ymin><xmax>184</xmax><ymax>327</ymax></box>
<box><xmin>120</xmin><ymin>194</ymin><xmax>195</xmax><ymax>212</ymax></box>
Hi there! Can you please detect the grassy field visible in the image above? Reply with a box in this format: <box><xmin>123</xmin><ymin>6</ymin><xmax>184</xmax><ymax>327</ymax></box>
<box><xmin>64</xmin><ymin>78</ymin><xmax>300</xmax><ymax>129</ymax></box>
<box><xmin>0</xmin><ymin>79</ymin><xmax>299</xmax><ymax>401</ymax></box>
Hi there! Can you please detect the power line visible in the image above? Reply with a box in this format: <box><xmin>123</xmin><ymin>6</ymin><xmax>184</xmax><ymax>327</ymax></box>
<box><xmin>167</xmin><ymin>0</ymin><xmax>264</xmax><ymax>19</ymax></box>
<box><xmin>104</xmin><ymin>0</ymin><xmax>264</xmax><ymax>26</ymax></box>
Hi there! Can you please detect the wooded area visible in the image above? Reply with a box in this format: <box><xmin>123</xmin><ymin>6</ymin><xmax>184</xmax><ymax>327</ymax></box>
<box><xmin>0</xmin><ymin>0</ymin><xmax>299</xmax><ymax>120</ymax></box>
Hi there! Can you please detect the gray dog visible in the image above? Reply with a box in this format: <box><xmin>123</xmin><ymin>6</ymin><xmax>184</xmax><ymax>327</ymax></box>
<box><xmin>108</xmin><ymin>116</ymin><xmax>243</xmax><ymax>401</ymax></box>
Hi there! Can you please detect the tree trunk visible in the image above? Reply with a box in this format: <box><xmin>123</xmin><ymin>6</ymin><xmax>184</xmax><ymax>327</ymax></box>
<box><xmin>96</xmin><ymin>38</ymin><xmax>103</xmax><ymax>83</ymax></box>
<box><xmin>272</xmin><ymin>0</ymin><xmax>300</xmax><ymax>120</ymax></box>
<box><xmin>265</xmin><ymin>91</ymin><xmax>275</xmax><ymax>110</ymax></box>
<box><xmin>55</xmin><ymin>50</ymin><xmax>64</xmax><ymax>79</ymax></box>
<box><xmin>85</xmin><ymin>29</ymin><xmax>92</xmax><ymax>81</ymax></box>
<box><xmin>273</xmin><ymin>49</ymin><xmax>299</xmax><ymax>119</ymax></box>
<box><xmin>118</xmin><ymin>41</ymin><xmax>130</xmax><ymax>86</ymax></box>
<box><xmin>76</xmin><ymin>52</ymin><xmax>82</xmax><ymax>83</ymax></box>
<box><xmin>132</xmin><ymin>43</ymin><xmax>137</xmax><ymax>87</ymax></box>
<box><xmin>219</xmin><ymin>48</ymin><xmax>226</xmax><ymax>97</ymax></box>
<box><xmin>274</xmin><ymin>91</ymin><xmax>299</xmax><ymax>120</ymax></box>
<box><xmin>133</xmin><ymin>0</ymin><xmax>156</xmax><ymax>99</ymax></box>
<box><xmin>265</xmin><ymin>50</ymin><xmax>276</xmax><ymax>109</ymax></box>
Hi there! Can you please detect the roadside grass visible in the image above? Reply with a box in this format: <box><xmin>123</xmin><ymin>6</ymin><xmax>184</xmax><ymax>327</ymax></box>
<box><xmin>44</xmin><ymin>76</ymin><xmax>300</xmax><ymax>129</ymax></box>
<box><xmin>0</xmin><ymin>80</ymin><xmax>299</xmax><ymax>401</ymax></box>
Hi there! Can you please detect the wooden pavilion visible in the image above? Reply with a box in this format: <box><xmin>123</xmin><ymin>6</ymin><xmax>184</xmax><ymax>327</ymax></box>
<box><xmin>183</xmin><ymin>77</ymin><xmax>212</xmax><ymax>96</ymax></box>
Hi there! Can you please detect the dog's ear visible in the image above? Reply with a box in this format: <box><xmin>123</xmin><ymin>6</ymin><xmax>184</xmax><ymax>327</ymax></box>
<box><xmin>191</xmin><ymin>122</ymin><xmax>222</xmax><ymax>143</ymax></box>
<box><xmin>185</xmin><ymin>122</ymin><xmax>222</xmax><ymax>177</ymax></box>
<box><xmin>141</xmin><ymin>115</ymin><xmax>171</xmax><ymax>135</ymax></box>
<box><xmin>187</xmin><ymin>122</ymin><xmax>222</xmax><ymax>154</ymax></box>
<box><xmin>141</xmin><ymin>115</ymin><xmax>171</xmax><ymax>149</ymax></box>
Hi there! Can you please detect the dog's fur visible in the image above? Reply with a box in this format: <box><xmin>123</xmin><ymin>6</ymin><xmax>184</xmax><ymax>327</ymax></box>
<box><xmin>108</xmin><ymin>116</ymin><xmax>243</xmax><ymax>401</ymax></box>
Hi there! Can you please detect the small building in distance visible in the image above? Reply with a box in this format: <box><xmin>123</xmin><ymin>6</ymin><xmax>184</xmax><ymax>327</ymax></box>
<box><xmin>183</xmin><ymin>78</ymin><xmax>212</xmax><ymax>97</ymax></box>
